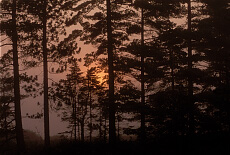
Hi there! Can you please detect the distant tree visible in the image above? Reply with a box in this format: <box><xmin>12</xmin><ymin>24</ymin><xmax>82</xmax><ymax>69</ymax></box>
<box><xmin>116</xmin><ymin>80</ymin><xmax>140</xmax><ymax>139</ymax></box>
<box><xmin>84</xmin><ymin>67</ymin><xmax>101</xmax><ymax>142</ymax></box>
<box><xmin>96</xmin><ymin>82</ymin><xmax>109</xmax><ymax>142</ymax></box>
<box><xmin>50</xmin><ymin>57</ymin><xmax>83</xmax><ymax>141</ymax></box>
<box><xmin>51</xmin><ymin>58</ymin><xmax>102</xmax><ymax>143</ymax></box>
<box><xmin>0</xmin><ymin>58</ymin><xmax>15</xmax><ymax>146</ymax></box>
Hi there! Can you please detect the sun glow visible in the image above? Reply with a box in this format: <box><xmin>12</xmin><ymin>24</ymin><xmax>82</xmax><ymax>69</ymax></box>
<box><xmin>97</xmin><ymin>72</ymin><xmax>106</xmax><ymax>84</ymax></box>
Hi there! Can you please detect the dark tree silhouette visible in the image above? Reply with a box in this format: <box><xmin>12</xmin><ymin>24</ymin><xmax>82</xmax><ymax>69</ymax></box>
<box><xmin>187</xmin><ymin>0</ymin><xmax>195</xmax><ymax>136</ymax></box>
<box><xmin>12</xmin><ymin>0</ymin><xmax>25</xmax><ymax>152</ymax></box>
<box><xmin>67</xmin><ymin>0</ymin><xmax>137</xmax><ymax>144</ymax></box>
<box><xmin>42</xmin><ymin>0</ymin><xmax>50</xmax><ymax>147</ymax></box>
<box><xmin>22</xmin><ymin>0</ymin><xmax>82</xmax><ymax>147</ymax></box>
<box><xmin>106</xmin><ymin>0</ymin><xmax>116</xmax><ymax>145</ymax></box>
<box><xmin>0</xmin><ymin>1</ymin><xmax>41</xmax><ymax>149</ymax></box>
<box><xmin>0</xmin><ymin>59</ymin><xmax>15</xmax><ymax>146</ymax></box>
<box><xmin>140</xmin><ymin>1</ymin><xmax>146</xmax><ymax>143</ymax></box>
<box><xmin>50</xmin><ymin>58</ymin><xmax>83</xmax><ymax>141</ymax></box>
<box><xmin>195</xmin><ymin>0</ymin><xmax>230</xmax><ymax>131</ymax></box>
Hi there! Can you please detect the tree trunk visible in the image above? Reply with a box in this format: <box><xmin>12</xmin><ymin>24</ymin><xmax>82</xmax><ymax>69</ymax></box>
<box><xmin>12</xmin><ymin>0</ymin><xmax>25</xmax><ymax>152</ymax></box>
<box><xmin>225</xmin><ymin>69</ymin><xmax>230</xmax><ymax>131</ymax></box>
<box><xmin>140</xmin><ymin>6</ymin><xmax>146</xmax><ymax>143</ymax></box>
<box><xmin>43</xmin><ymin>0</ymin><xmax>50</xmax><ymax>147</ymax></box>
<box><xmin>2</xmin><ymin>84</ymin><xmax>8</xmax><ymax>142</ymax></box>
<box><xmin>170</xmin><ymin>50</ymin><xmax>176</xmax><ymax>136</ymax></box>
<box><xmin>73</xmin><ymin>96</ymin><xmax>77</xmax><ymax>142</ymax></box>
<box><xmin>88</xmin><ymin>75</ymin><xmax>92</xmax><ymax>142</ymax></box>
<box><xmin>77</xmin><ymin>96</ymin><xmax>80</xmax><ymax>140</ymax></box>
<box><xmin>106</xmin><ymin>0</ymin><xmax>116</xmax><ymax>145</ymax></box>
<box><xmin>187</xmin><ymin>0</ymin><xmax>194</xmax><ymax>136</ymax></box>
<box><xmin>4</xmin><ymin>105</ymin><xmax>8</xmax><ymax>142</ymax></box>
<box><xmin>81</xmin><ymin>121</ymin><xmax>84</xmax><ymax>142</ymax></box>
<box><xmin>170</xmin><ymin>51</ymin><xmax>175</xmax><ymax>92</ymax></box>
<box><xmin>117</xmin><ymin>113</ymin><xmax>120</xmax><ymax>141</ymax></box>
<box><xmin>89</xmin><ymin>88</ymin><xmax>92</xmax><ymax>142</ymax></box>
<box><xmin>104</xmin><ymin>114</ymin><xmax>107</xmax><ymax>142</ymax></box>
<box><xmin>99</xmin><ymin>108</ymin><xmax>102</xmax><ymax>140</ymax></box>
<box><xmin>81</xmin><ymin>100</ymin><xmax>85</xmax><ymax>142</ymax></box>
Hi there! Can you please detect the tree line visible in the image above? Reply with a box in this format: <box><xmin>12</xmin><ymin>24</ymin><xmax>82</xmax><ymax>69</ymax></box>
<box><xmin>0</xmin><ymin>0</ymin><xmax>229</xmax><ymax>153</ymax></box>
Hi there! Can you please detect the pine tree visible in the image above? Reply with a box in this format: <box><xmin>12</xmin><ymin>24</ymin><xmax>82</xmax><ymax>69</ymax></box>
<box><xmin>123</xmin><ymin>0</ymin><xmax>183</xmax><ymax>139</ymax></box>
<box><xmin>51</xmin><ymin>57</ymin><xmax>83</xmax><ymax>140</ymax></box>
<box><xmin>12</xmin><ymin>0</ymin><xmax>25</xmax><ymax>151</ymax></box>
<box><xmin>105</xmin><ymin>0</ymin><xmax>116</xmax><ymax>145</ymax></box>
<box><xmin>195</xmin><ymin>0</ymin><xmax>230</xmax><ymax>132</ymax></box>
<box><xmin>0</xmin><ymin>57</ymin><xmax>15</xmax><ymax>146</ymax></box>
<box><xmin>84</xmin><ymin>67</ymin><xmax>101</xmax><ymax>142</ymax></box>
<box><xmin>67</xmin><ymin>0</ymin><xmax>138</xmax><ymax>144</ymax></box>
<box><xmin>22</xmin><ymin>0</ymin><xmax>82</xmax><ymax>146</ymax></box>
<box><xmin>42</xmin><ymin>0</ymin><xmax>50</xmax><ymax>147</ymax></box>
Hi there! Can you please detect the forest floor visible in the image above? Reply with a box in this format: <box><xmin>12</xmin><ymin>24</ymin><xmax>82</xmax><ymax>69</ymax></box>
<box><xmin>1</xmin><ymin>133</ymin><xmax>229</xmax><ymax>155</ymax></box>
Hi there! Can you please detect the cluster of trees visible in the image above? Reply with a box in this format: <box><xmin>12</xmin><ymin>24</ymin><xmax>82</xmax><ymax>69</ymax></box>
<box><xmin>0</xmin><ymin>0</ymin><xmax>229</xmax><ymax>153</ymax></box>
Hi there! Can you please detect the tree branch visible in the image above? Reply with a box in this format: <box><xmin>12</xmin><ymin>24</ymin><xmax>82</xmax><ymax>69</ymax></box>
<box><xmin>0</xmin><ymin>43</ymin><xmax>12</xmax><ymax>47</ymax></box>
<box><xmin>1</xmin><ymin>37</ymin><xmax>10</xmax><ymax>42</ymax></box>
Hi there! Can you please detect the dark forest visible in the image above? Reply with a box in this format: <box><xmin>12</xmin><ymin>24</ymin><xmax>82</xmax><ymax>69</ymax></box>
<box><xmin>0</xmin><ymin>0</ymin><xmax>229</xmax><ymax>154</ymax></box>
